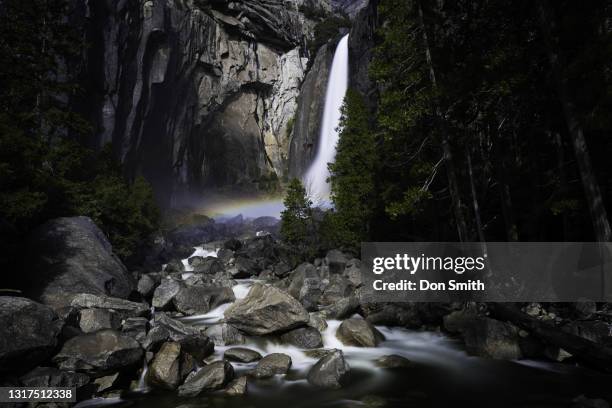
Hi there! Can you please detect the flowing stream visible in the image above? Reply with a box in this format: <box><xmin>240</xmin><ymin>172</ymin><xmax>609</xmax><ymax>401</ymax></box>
<box><xmin>303</xmin><ymin>34</ymin><xmax>350</xmax><ymax>205</ymax></box>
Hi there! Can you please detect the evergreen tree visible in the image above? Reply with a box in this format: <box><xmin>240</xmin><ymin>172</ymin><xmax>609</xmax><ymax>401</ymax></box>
<box><xmin>281</xmin><ymin>178</ymin><xmax>313</xmax><ymax>248</ymax></box>
<box><xmin>327</xmin><ymin>89</ymin><xmax>377</xmax><ymax>248</ymax></box>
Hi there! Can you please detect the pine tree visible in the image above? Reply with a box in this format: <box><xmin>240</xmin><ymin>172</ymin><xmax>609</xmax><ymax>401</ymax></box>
<box><xmin>327</xmin><ymin>89</ymin><xmax>377</xmax><ymax>248</ymax></box>
<box><xmin>280</xmin><ymin>178</ymin><xmax>313</xmax><ymax>247</ymax></box>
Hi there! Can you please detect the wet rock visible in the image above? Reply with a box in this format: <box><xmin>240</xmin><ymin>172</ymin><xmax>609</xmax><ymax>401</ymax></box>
<box><xmin>164</xmin><ymin>259</ymin><xmax>185</xmax><ymax>274</ymax></box>
<box><xmin>343</xmin><ymin>258</ymin><xmax>362</xmax><ymax>287</ymax></box>
<box><xmin>205</xmin><ymin>323</ymin><xmax>246</xmax><ymax>346</ymax></box>
<box><xmin>137</xmin><ymin>275</ymin><xmax>157</xmax><ymax>297</ymax></box>
<box><xmin>178</xmin><ymin>334</ymin><xmax>215</xmax><ymax>362</ymax></box>
<box><xmin>0</xmin><ymin>297</ymin><xmax>63</xmax><ymax>373</ymax></box>
<box><xmin>173</xmin><ymin>285</ymin><xmax>235</xmax><ymax>315</ymax></box>
<box><xmin>71</xmin><ymin>293</ymin><xmax>149</xmax><ymax>319</ymax></box>
<box><xmin>374</xmin><ymin>355</ymin><xmax>413</xmax><ymax>368</ymax></box>
<box><xmin>224</xmin><ymin>348</ymin><xmax>262</xmax><ymax>363</ymax></box>
<box><xmin>122</xmin><ymin>317</ymin><xmax>148</xmax><ymax>344</ymax></box>
<box><xmin>149</xmin><ymin>314</ymin><xmax>214</xmax><ymax>360</ymax></box>
<box><xmin>225</xmin><ymin>284</ymin><xmax>309</xmax><ymax>335</ymax></box>
<box><xmin>325</xmin><ymin>250</ymin><xmax>348</xmax><ymax>275</ymax></box>
<box><xmin>224</xmin><ymin>376</ymin><xmax>247</xmax><ymax>396</ymax></box>
<box><xmin>147</xmin><ymin>342</ymin><xmax>181</xmax><ymax>389</ymax></box>
<box><xmin>53</xmin><ymin>329</ymin><xmax>143</xmax><ymax>375</ymax></box>
<box><xmin>280</xmin><ymin>327</ymin><xmax>323</xmax><ymax>349</ymax></box>
<box><xmin>191</xmin><ymin>257</ymin><xmax>224</xmax><ymax>275</ymax></box>
<box><xmin>251</xmin><ymin>353</ymin><xmax>292</xmax><ymax>378</ymax></box>
<box><xmin>288</xmin><ymin>263</ymin><xmax>323</xmax><ymax>311</ymax></box>
<box><xmin>25</xmin><ymin>217</ymin><xmax>133</xmax><ymax>310</ymax></box>
<box><xmin>152</xmin><ymin>279</ymin><xmax>182</xmax><ymax>310</ymax></box>
<box><xmin>308</xmin><ymin>312</ymin><xmax>328</xmax><ymax>332</ymax></box>
<box><xmin>229</xmin><ymin>256</ymin><xmax>258</xmax><ymax>278</ymax></box>
<box><xmin>178</xmin><ymin>360</ymin><xmax>234</xmax><ymax>397</ymax></box>
<box><xmin>217</xmin><ymin>248</ymin><xmax>234</xmax><ymax>264</ymax></box>
<box><xmin>319</xmin><ymin>295</ymin><xmax>359</xmax><ymax>319</ymax></box>
<box><xmin>78</xmin><ymin>308</ymin><xmax>121</xmax><ymax>333</ymax></box>
<box><xmin>444</xmin><ymin>310</ymin><xmax>522</xmax><ymax>360</ymax></box>
<box><xmin>336</xmin><ymin>318</ymin><xmax>384</xmax><ymax>347</ymax></box>
<box><xmin>307</xmin><ymin>349</ymin><xmax>349</xmax><ymax>389</ymax></box>
<box><xmin>320</xmin><ymin>275</ymin><xmax>354</xmax><ymax>306</ymax></box>
<box><xmin>93</xmin><ymin>373</ymin><xmax>119</xmax><ymax>393</ymax></box>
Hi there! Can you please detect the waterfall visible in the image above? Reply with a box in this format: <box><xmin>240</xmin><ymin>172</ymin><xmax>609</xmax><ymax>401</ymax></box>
<box><xmin>303</xmin><ymin>34</ymin><xmax>349</xmax><ymax>205</ymax></box>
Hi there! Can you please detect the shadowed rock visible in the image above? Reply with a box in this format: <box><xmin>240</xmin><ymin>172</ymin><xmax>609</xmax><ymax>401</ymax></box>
<box><xmin>178</xmin><ymin>360</ymin><xmax>234</xmax><ymax>397</ymax></box>
<box><xmin>336</xmin><ymin>318</ymin><xmax>385</xmax><ymax>347</ymax></box>
<box><xmin>280</xmin><ymin>327</ymin><xmax>323</xmax><ymax>349</ymax></box>
<box><xmin>251</xmin><ymin>353</ymin><xmax>291</xmax><ymax>378</ymax></box>
<box><xmin>224</xmin><ymin>348</ymin><xmax>262</xmax><ymax>363</ymax></box>
<box><xmin>307</xmin><ymin>349</ymin><xmax>349</xmax><ymax>389</ymax></box>
<box><xmin>224</xmin><ymin>376</ymin><xmax>247</xmax><ymax>396</ymax></box>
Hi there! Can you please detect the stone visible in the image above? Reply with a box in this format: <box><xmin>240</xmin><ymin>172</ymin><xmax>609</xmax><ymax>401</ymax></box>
<box><xmin>25</xmin><ymin>217</ymin><xmax>133</xmax><ymax>310</ymax></box>
<box><xmin>205</xmin><ymin>323</ymin><xmax>246</xmax><ymax>346</ymax></box>
<box><xmin>280</xmin><ymin>327</ymin><xmax>323</xmax><ymax>349</ymax></box>
<box><xmin>178</xmin><ymin>360</ymin><xmax>234</xmax><ymax>397</ymax></box>
<box><xmin>336</xmin><ymin>319</ymin><xmax>384</xmax><ymax>347</ymax></box>
<box><xmin>443</xmin><ymin>311</ymin><xmax>522</xmax><ymax>360</ymax></box>
<box><xmin>224</xmin><ymin>348</ymin><xmax>263</xmax><ymax>363</ymax></box>
<box><xmin>287</xmin><ymin>263</ymin><xmax>323</xmax><ymax>311</ymax></box>
<box><xmin>94</xmin><ymin>373</ymin><xmax>119</xmax><ymax>393</ymax></box>
<box><xmin>147</xmin><ymin>342</ymin><xmax>181</xmax><ymax>389</ymax></box>
<box><xmin>122</xmin><ymin>317</ymin><xmax>148</xmax><ymax>344</ymax></box>
<box><xmin>137</xmin><ymin>275</ymin><xmax>157</xmax><ymax>297</ymax></box>
<box><xmin>307</xmin><ymin>349</ymin><xmax>349</xmax><ymax>389</ymax></box>
<box><xmin>0</xmin><ymin>297</ymin><xmax>63</xmax><ymax>373</ymax></box>
<box><xmin>53</xmin><ymin>330</ymin><xmax>143</xmax><ymax>376</ymax></box>
<box><xmin>374</xmin><ymin>355</ymin><xmax>413</xmax><ymax>368</ymax></box>
<box><xmin>325</xmin><ymin>250</ymin><xmax>348</xmax><ymax>274</ymax></box>
<box><xmin>251</xmin><ymin>353</ymin><xmax>292</xmax><ymax>378</ymax></box>
<box><xmin>308</xmin><ymin>312</ymin><xmax>328</xmax><ymax>332</ymax></box>
<box><xmin>343</xmin><ymin>258</ymin><xmax>362</xmax><ymax>287</ymax></box>
<box><xmin>78</xmin><ymin>308</ymin><xmax>121</xmax><ymax>333</ymax></box>
<box><xmin>224</xmin><ymin>376</ymin><xmax>247</xmax><ymax>396</ymax></box>
<box><xmin>173</xmin><ymin>285</ymin><xmax>235</xmax><ymax>315</ymax></box>
<box><xmin>20</xmin><ymin>367</ymin><xmax>90</xmax><ymax>389</ymax></box>
<box><xmin>224</xmin><ymin>284</ymin><xmax>309</xmax><ymax>335</ymax></box>
<box><xmin>71</xmin><ymin>293</ymin><xmax>149</xmax><ymax>319</ymax></box>
<box><xmin>152</xmin><ymin>279</ymin><xmax>182</xmax><ymax>310</ymax></box>
<box><xmin>192</xmin><ymin>257</ymin><xmax>224</xmax><ymax>275</ymax></box>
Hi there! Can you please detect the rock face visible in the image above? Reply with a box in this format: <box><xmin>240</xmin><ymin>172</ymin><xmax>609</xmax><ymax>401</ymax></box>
<box><xmin>336</xmin><ymin>318</ymin><xmax>384</xmax><ymax>347</ymax></box>
<box><xmin>26</xmin><ymin>217</ymin><xmax>133</xmax><ymax>310</ymax></box>
<box><xmin>307</xmin><ymin>349</ymin><xmax>349</xmax><ymax>389</ymax></box>
<box><xmin>72</xmin><ymin>0</ymin><xmax>331</xmax><ymax>207</ymax></box>
<box><xmin>53</xmin><ymin>330</ymin><xmax>143</xmax><ymax>375</ymax></box>
<box><xmin>348</xmin><ymin>0</ymin><xmax>379</xmax><ymax>111</ymax></box>
<box><xmin>0</xmin><ymin>297</ymin><xmax>63</xmax><ymax>373</ymax></box>
<box><xmin>288</xmin><ymin>41</ymin><xmax>335</xmax><ymax>178</ymax></box>
<box><xmin>224</xmin><ymin>284</ymin><xmax>309</xmax><ymax>335</ymax></box>
<box><xmin>178</xmin><ymin>360</ymin><xmax>234</xmax><ymax>397</ymax></box>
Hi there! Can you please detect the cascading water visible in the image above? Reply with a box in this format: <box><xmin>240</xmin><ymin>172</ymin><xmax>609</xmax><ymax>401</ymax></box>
<box><xmin>303</xmin><ymin>34</ymin><xmax>350</xmax><ymax>205</ymax></box>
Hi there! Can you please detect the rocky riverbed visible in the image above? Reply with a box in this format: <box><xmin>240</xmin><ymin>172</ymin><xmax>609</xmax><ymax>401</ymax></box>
<box><xmin>2</xmin><ymin>215</ymin><xmax>612</xmax><ymax>408</ymax></box>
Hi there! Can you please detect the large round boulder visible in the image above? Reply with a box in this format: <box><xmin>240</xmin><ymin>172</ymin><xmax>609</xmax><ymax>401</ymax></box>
<box><xmin>224</xmin><ymin>284</ymin><xmax>309</xmax><ymax>335</ymax></box>
<box><xmin>336</xmin><ymin>318</ymin><xmax>385</xmax><ymax>347</ymax></box>
<box><xmin>0</xmin><ymin>297</ymin><xmax>63</xmax><ymax>374</ymax></box>
<box><xmin>25</xmin><ymin>217</ymin><xmax>133</xmax><ymax>310</ymax></box>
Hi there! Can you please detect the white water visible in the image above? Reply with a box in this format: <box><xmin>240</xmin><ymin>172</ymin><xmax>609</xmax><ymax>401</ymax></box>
<box><xmin>181</xmin><ymin>246</ymin><xmax>219</xmax><ymax>272</ymax></box>
<box><xmin>303</xmin><ymin>34</ymin><xmax>350</xmax><ymax>205</ymax></box>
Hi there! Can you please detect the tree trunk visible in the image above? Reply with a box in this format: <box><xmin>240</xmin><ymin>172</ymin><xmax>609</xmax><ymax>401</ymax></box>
<box><xmin>417</xmin><ymin>0</ymin><xmax>468</xmax><ymax>242</ymax></box>
<box><xmin>493</xmin><ymin>132</ymin><xmax>518</xmax><ymax>241</ymax></box>
<box><xmin>537</xmin><ymin>0</ymin><xmax>612</xmax><ymax>242</ymax></box>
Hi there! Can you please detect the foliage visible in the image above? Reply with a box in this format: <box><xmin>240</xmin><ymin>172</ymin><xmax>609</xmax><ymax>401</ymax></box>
<box><xmin>280</xmin><ymin>178</ymin><xmax>314</xmax><ymax>251</ymax></box>
<box><xmin>0</xmin><ymin>0</ymin><xmax>160</xmax><ymax>267</ymax></box>
<box><xmin>326</xmin><ymin>89</ymin><xmax>377</xmax><ymax>249</ymax></box>
<box><xmin>308</xmin><ymin>15</ymin><xmax>351</xmax><ymax>57</ymax></box>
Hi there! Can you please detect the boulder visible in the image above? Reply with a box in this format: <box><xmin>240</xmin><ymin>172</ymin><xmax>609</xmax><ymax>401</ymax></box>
<box><xmin>71</xmin><ymin>293</ymin><xmax>149</xmax><ymax>319</ymax></box>
<box><xmin>152</xmin><ymin>279</ymin><xmax>182</xmax><ymax>310</ymax></box>
<box><xmin>205</xmin><ymin>323</ymin><xmax>246</xmax><ymax>346</ymax></box>
<box><xmin>26</xmin><ymin>217</ymin><xmax>133</xmax><ymax>309</ymax></box>
<box><xmin>224</xmin><ymin>348</ymin><xmax>263</xmax><ymax>363</ymax></box>
<box><xmin>375</xmin><ymin>355</ymin><xmax>413</xmax><ymax>369</ymax></box>
<box><xmin>320</xmin><ymin>275</ymin><xmax>354</xmax><ymax>306</ymax></box>
<box><xmin>149</xmin><ymin>314</ymin><xmax>214</xmax><ymax>359</ymax></box>
<box><xmin>307</xmin><ymin>349</ymin><xmax>349</xmax><ymax>389</ymax></box>
<box><xmin>225</xmin><ymin>284</ymin><xmax>309</xmax><ymax>335</ymax></box>
<box><xmin>308</xmin><ymin>312</ymin><xmax>328</xmax><ymax>332</ymax></box>
<box><xmin>287</xmin><ymin>263</ymin><xmax>323</xmax><ymax>311</ymax></box>
<box><xmin>94</xmin><ymin>373</ymin><xmax>119</xmax><ymax>393</ymax></box>
<box><xmin>178</xmin><ymin>360</ymin><xmax>234</xmax><ymax>397</ymax></box>
<box><xmin>336</xmin><ymin>319</ymin><xmax>384</xmax><ymax>347</ymax></box>
<box><xmin>137</xmin><ymin>275</ymin><xmax>157</xmax><ymax>297</ymax></box>
<box><xmin>20</xmin><ymin>366</ymin><xmax>90</xmax><ymax>389</ymax></box>
<box><xmin>319</xmin><ymin>295</ymin><xmax>359</xmax><ymax>319</ymax></box>
<box><xmin>443</xmin><ymin>310</ymin><xmax>522</xmax><ymax>360</ymax></box>
<box><xmin>251</xmin><ymin>353</ymin><xmax>291</xmax><ymax>378</ymax></box>
<box><xmin>224</xmin><ymin>376</ymin><xmax>247</xmax><ymax>396</ymax></box>
<box><xmin>173</xmin><ymin>285</ymin><xmax>235</xmax><ymax>315</ymax></box>
<box><xmin>224</xmin><ymin>238</ymin><xmax>242</xmax><ymax>251</ymax></box>
<box><xmin>53</xmin><ymin>329</ymin><xmax>143</xmax><ymax>375</ymax></box>
<box><xmin>325</xmin><ymin>250</ymin><xmax>348</xmax><ymax>274</ymax></box>
<box><xmin>191</xmin><ymin>257</ymin><xmax>224</xmax><ymax>275</ymax></box>
<box><xmin>343</xmin><ymin>258</ymin><xmax>362</xmax><ymax>287</ymax></box>
<box><xmin>147</xmin><ymin>342</ymin><xmax>181</xmax><ymax>389</ymax></box>
<box><xmin>0</xmin><ymin>297</ymin><xmax>63</xmax><ymax>373</ymax></box>
<box><xmin>78</xmin><ymin>308</ymin><xmax>121</xmax><ymax>333</ymax></box>
<box><xmin>280</xmin><ymin>327</ymin><xmax>323</xmax><ymax>349</ymax></box>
